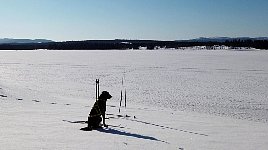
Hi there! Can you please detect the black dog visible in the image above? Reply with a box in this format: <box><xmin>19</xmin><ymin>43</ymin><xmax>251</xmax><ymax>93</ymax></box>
<box><xmin>88</xmin><ymin>91</ymin><xmax>112</xmax><ymax>130</ymax></box>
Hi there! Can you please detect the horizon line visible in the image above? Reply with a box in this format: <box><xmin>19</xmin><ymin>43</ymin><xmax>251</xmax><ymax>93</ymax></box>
<box><xmin>1</xmin><ymin>36</ymin><xmax>268</xmax><ymax>42</ymax></box>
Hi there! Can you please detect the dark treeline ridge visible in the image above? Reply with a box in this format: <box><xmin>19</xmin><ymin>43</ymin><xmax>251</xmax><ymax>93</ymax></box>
<box><xmin>0</xmin><ymin>39</ymin><xmax>268</xmax><ymax>50</ymax></box>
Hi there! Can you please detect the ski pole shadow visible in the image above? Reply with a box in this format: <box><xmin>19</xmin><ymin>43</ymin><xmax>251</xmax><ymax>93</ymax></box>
<box><xmin>97</xmin><ymin>128</ymin><xmax>168</xmax><ymax>143</ymax></box>
<box><xmin>63</xmin><ymin>120</ymin><xmax>87</xmax><ymax>124</ymax></box>
<box><xmin>128</xmin><ymin>119</ymin><xmax>208</xmax><ymax>137</ymax></box>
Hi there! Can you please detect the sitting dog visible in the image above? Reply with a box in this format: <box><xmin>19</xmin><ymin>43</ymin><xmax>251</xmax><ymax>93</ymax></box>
<box><xmin>88</xmin><ymin>91</ymin><xmax>112</xmax><ymax>130</ymax></box>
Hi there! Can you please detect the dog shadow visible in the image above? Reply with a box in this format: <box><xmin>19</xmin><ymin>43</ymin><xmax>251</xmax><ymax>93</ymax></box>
<box><xmin>97</xmin><ymin>128</ymin><xmax>167</xmax><ymax>143</ymax></box>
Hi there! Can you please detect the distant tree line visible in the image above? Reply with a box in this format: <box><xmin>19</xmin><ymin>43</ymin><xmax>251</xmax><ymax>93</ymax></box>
<box><xmin>0</xmin><ymin>39</ymin><xmax>267</xmax><ymax>50</ymax></box>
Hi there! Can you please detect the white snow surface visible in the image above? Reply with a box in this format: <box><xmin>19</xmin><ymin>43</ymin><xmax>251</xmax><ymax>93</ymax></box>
<box><xmin>1</xmin><ymin>49</ymin><xmax>268</xmax><ymax>149</ymax></box>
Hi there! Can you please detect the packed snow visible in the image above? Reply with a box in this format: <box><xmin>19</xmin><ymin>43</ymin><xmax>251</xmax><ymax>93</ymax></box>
<box><xmin>0</xmin><ymin>49</ymin><xmax>268</xmax><ymax>149</ymax></box>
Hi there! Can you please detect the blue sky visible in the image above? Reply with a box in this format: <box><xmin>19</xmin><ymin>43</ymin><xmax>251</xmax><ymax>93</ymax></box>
<box><xmin>0</xmin><ymin>0</ymin><xmax>268</xmax><ymax>41</ymax></box>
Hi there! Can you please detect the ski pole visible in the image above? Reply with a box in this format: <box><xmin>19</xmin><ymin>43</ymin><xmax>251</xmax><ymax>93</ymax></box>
<box><xmin>124</xmin><ymin>89</ymin><xmax>126</xmax><ymax>108</ymax></box>
<box><xmin>96</xmin><ymin>79</ymin><xmax>99</xmax><ymax>101</ymax></box>
<box><xmin>119</xmin><ymin>90</ymin><xmax>122</xmax><ymax>113</ymax></box>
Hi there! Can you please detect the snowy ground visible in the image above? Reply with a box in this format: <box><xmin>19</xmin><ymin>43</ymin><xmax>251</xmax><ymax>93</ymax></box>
<box><xmin>1</xmin><ymin>49</ymin><xmax>268</xmax><ymax>149</ymax></box>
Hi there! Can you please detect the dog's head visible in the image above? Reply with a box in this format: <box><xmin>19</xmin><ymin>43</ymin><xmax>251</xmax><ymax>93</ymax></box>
<box><xmin>99</xmin><ymin>91</ymin><xmax>112</xmax><ymax>100</ymax></box>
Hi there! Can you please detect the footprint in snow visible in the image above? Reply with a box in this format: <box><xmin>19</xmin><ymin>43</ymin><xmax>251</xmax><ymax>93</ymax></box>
<box><xmin>0</xmin><ymin>95</ymin><xmax>7</xmax><ymax>98</ymax></box>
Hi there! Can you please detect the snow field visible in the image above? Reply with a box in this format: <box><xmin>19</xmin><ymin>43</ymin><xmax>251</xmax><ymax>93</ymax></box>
<box><xmin>1</xmin><ymin>49</ymin><xmax>268</xmax><ymax>149</ymax></box>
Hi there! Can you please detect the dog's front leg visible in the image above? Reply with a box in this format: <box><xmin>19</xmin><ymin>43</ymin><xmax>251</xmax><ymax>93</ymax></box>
<box><xmin>102</xmin><ymin>113</ymin><xmax>108</xmax><ymax>127</ymax></box>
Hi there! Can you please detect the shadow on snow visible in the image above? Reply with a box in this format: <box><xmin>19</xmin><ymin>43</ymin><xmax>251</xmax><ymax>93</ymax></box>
<box><xmin>97</xmin><ymin>128</ymin><xmax>167</xmax><ymax>143</ymax></box>
<box><xmin>128</xmin><ymin>119</ymin><xmax>208</xmax><ymax>137</ymax></box>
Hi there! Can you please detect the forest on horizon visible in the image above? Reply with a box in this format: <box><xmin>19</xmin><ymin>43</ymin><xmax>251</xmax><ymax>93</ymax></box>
<box><xmin>0</xmin><ymin>39</ymin><xmax>267</xmax><ymax>50</ymax></box>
